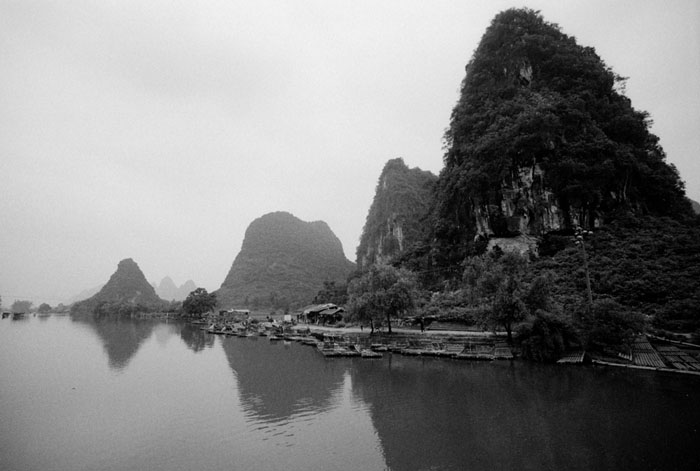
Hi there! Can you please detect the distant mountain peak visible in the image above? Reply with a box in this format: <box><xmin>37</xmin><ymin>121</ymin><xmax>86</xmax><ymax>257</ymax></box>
<box><xmin>97</xmin><ymin>258</ymin><xmax>161</xmax><ymax>304</ymax></box>
<box><xmin>70</xmin><ymin>258</ymin><xmax>164</xmax><ymax>317</ymax></box>
<box><xmin>153</xmin><ymin>276</ymin><xmax>198</xmax><ymax>301</ymax></box>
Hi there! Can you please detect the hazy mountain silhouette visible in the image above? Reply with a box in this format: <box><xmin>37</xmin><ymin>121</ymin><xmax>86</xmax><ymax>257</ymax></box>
<box><xmin>153</xmin><ymin>277</ymin><xmax>197</xmax><ymax>301</ymax></box>
<box><xmin>71</xmin><ymin>258</ymin><xmax>164</xmax><ymax>317</ymax></box>
<box><xmin>216</xmin><ymin>212</ymin><xmax>355</xmax><ymax>309</ymax></box>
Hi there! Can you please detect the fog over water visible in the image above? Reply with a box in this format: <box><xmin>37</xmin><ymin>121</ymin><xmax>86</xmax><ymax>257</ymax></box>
<box><xmin>1</xmin><ymin>0</ymin><xmax>699</xmax><ymax>305</ymax></box>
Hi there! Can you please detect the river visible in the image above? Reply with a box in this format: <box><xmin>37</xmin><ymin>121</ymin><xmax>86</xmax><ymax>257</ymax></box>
<box><xmin>1</xmin><ymin>315</ymin><xmax>698</xmax><ymax>471</ymax></box>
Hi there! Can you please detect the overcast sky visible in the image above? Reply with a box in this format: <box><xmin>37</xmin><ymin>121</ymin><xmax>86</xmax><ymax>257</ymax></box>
<box><xmin>1</xmin><ymin>0</ymin><xmax>699</xmax><ymax>306</ymax></box>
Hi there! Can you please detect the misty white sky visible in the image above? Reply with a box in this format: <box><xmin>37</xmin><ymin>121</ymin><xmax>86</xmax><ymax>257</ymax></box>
<box><xmin>1</xmin><ymin>0</ymin><xmax>699</xmax><ymax>306</ymax></box>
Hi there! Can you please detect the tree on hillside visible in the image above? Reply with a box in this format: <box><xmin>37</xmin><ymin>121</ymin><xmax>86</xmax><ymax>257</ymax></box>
<box><xmin>182</xmin><ymin>288</ymin><xmax>217</xmax><ymax>318</ymax></box>
<box><xmin>312</xmin><ymin>281</ymin><xmax>348</xmax><ymax>305</ymax></box>
<box><xmin>11</xmin><ymin>300</ymin><xmax>33</xmax><ymax>313</ymax></box>
<box><xmin>347</xmin><ymin>264</ymin><xmax>418</xmax><ymax>334</ymax></box>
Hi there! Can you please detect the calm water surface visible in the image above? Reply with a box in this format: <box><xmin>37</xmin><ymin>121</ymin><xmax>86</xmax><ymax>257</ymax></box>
<box><xmin>1</xmin><ymin>315</ymin><xmax>699</xmax><ymax>471</ymax></box>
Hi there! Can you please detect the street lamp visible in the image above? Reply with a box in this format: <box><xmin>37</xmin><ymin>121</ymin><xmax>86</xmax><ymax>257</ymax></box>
<box><xmin>574</xmin><ymin>226</ymin><xmax>593</xmax><ymax>311</ymax></box>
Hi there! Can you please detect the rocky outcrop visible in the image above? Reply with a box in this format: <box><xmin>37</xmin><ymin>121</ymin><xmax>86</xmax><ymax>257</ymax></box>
<box><xmin>356</xmin><ymin>158</ymin><xmax>437</xmax><ymax>269</ymax></box>
<box><xmin>216</xmin><ymin>212</ymin><xmax>355</xmax><ymax>309</ymax></box>
<box><xmin>472</xmin><ymin>162</ymin><xmax>597</xmax><ymax>240</ymax></box>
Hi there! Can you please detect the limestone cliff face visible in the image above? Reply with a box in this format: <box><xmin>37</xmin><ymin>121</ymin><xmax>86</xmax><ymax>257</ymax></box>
<box><xmin>216</xmin><ymin>212</ymin><xmax>355</xmax><ymax>309</ymax></box>
<box><xmin>356</xmin><ymin>158</ymin><xmax>437</xmax><ymax>269</ymax></box>
<box><xmin>471</xmin><ymin>162</ymin><xmax>613</xmax><ymax>255</ymax></box>
<box><xmin>473</xmin><ymin>163</ymin><xmax>570</xmax><ymax>236</ymax></box>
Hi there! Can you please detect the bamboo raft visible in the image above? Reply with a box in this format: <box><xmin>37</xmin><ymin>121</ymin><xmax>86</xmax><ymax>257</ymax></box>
<box><xmin>557</xmin><ymin>351</ymin><xmax>586</xmax><ymax>364</ymax></box>
<box><xmin>655</xmin><ymin>345</ymin><xmax>700</xmax><ymax>371</ymax></box>
<box><xmin>493</xmin><ymin>342</ymin><xmax>514</xmax><ymax>360</ymax></box>
<box><xmin>633</xmin><ymin>337</ymin><xmax>666</xmax><ymax>368</ymax></box>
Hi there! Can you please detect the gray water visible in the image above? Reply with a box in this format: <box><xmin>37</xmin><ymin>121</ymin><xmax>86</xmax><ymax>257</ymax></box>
<box><xmin>1</xmin><ymin>315</ymin><xmax>699</xmax><ymax>471</ymax></box>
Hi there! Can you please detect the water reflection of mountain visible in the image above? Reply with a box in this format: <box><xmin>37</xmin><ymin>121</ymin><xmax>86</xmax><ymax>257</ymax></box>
<box><xmin>220</xmin><ymin>337</ymin><xmax>346</xmax><ymax>423</ymax></box>
<box><xmin>349</xmin><ymin>356</ymin><xmax>700</xmax><ymax>471</ymax></box>
<box><xmin>178</xmin><ymin>324</ymin><xmax>215</xmax><ymax>353</ymax></box>
<box><xmin>71</xmin><ymin>317</ymin><xmax>156</xmax><ymax>370</ymax></box>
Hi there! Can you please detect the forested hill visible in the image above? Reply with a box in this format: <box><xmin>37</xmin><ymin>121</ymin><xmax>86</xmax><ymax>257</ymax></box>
<box><xmin>216</xmin><ymin>212</ymin><xmax>355</xmax><ymax>310</ymax></box>
<box><xmin>381</xmin><ymin>8</ymin><xmax>700</xmax><ymax>336</ymax></box>
<box><xmin>356</xmin><ymin>158</ymin><xmax>437</xmax><ymax>270</ymax></box>
<box><xmin>71</xmin><ymin>258</ymin><xmax>165</xmax><ymax>317</ymax></box>
<box><xmin>431</xmin><ymin>8</ymin><xmax>693</xmax><ymax>267</ymax></box>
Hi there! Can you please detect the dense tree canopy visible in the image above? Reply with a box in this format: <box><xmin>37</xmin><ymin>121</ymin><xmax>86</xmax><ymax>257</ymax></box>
<box><xmin>312</xmin><ymin>281</ymin><xmax>349</xmax><ymax>306</ymax></box>
<box><xmin>347</xmin><ymin>264</ymin><xmax>418</xmax><ymax>334</ymax></box>
<box><xmin>182</xmin><ymin>288</ymin><xmax>217</xmax><ymax>318</ymax></box>
<box><xmin>37</xmin><ymin>303</ymin><xmax>52</xmax><ymax>313</ymax></box>
<box><xmin>463</xmin><ymin>251</ymin><xmax>551</xmax><ymax>344</ymax></box>
<box><xmin>11</xmin><ymin>300</ymin><xmax>32</xmax><ymax>313</ymax></box>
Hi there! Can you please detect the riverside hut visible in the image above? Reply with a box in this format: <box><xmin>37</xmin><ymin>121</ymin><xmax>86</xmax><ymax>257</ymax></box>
<box><xmin>300</xmin><ymin>303</ymin><xmax>345</xmax><ymax>325</ymax></box>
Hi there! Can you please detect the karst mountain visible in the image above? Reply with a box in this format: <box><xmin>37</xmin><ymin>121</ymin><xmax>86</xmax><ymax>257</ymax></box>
<box><xmin>216</xmin><ymin>212</ymin><xmax>355</xmax><ymax>310</ymax></box>
<box><xmin>71</xmin><ymin>258</ymin><xmax>165</xmax><ymax>317</ymax></box>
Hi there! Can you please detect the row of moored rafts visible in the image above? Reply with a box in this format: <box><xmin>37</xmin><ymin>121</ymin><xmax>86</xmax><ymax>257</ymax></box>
<box><xmin>200</xmin><ymin>322</ymin><xmax>514</xmax><ymax>360</ymax></box>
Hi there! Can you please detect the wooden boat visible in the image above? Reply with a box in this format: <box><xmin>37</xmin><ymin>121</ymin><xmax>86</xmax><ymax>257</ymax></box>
<box><xmin>359</xmin><ymin>348</ymin><xmax>383</xmax><ymax>358</ymax></box>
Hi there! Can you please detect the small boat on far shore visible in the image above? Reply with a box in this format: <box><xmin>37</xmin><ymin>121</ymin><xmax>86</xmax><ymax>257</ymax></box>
<box><xmin>359</xmin><ymin>348</ymin><xmax>383</xmax><ymax>358</ymax></box>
